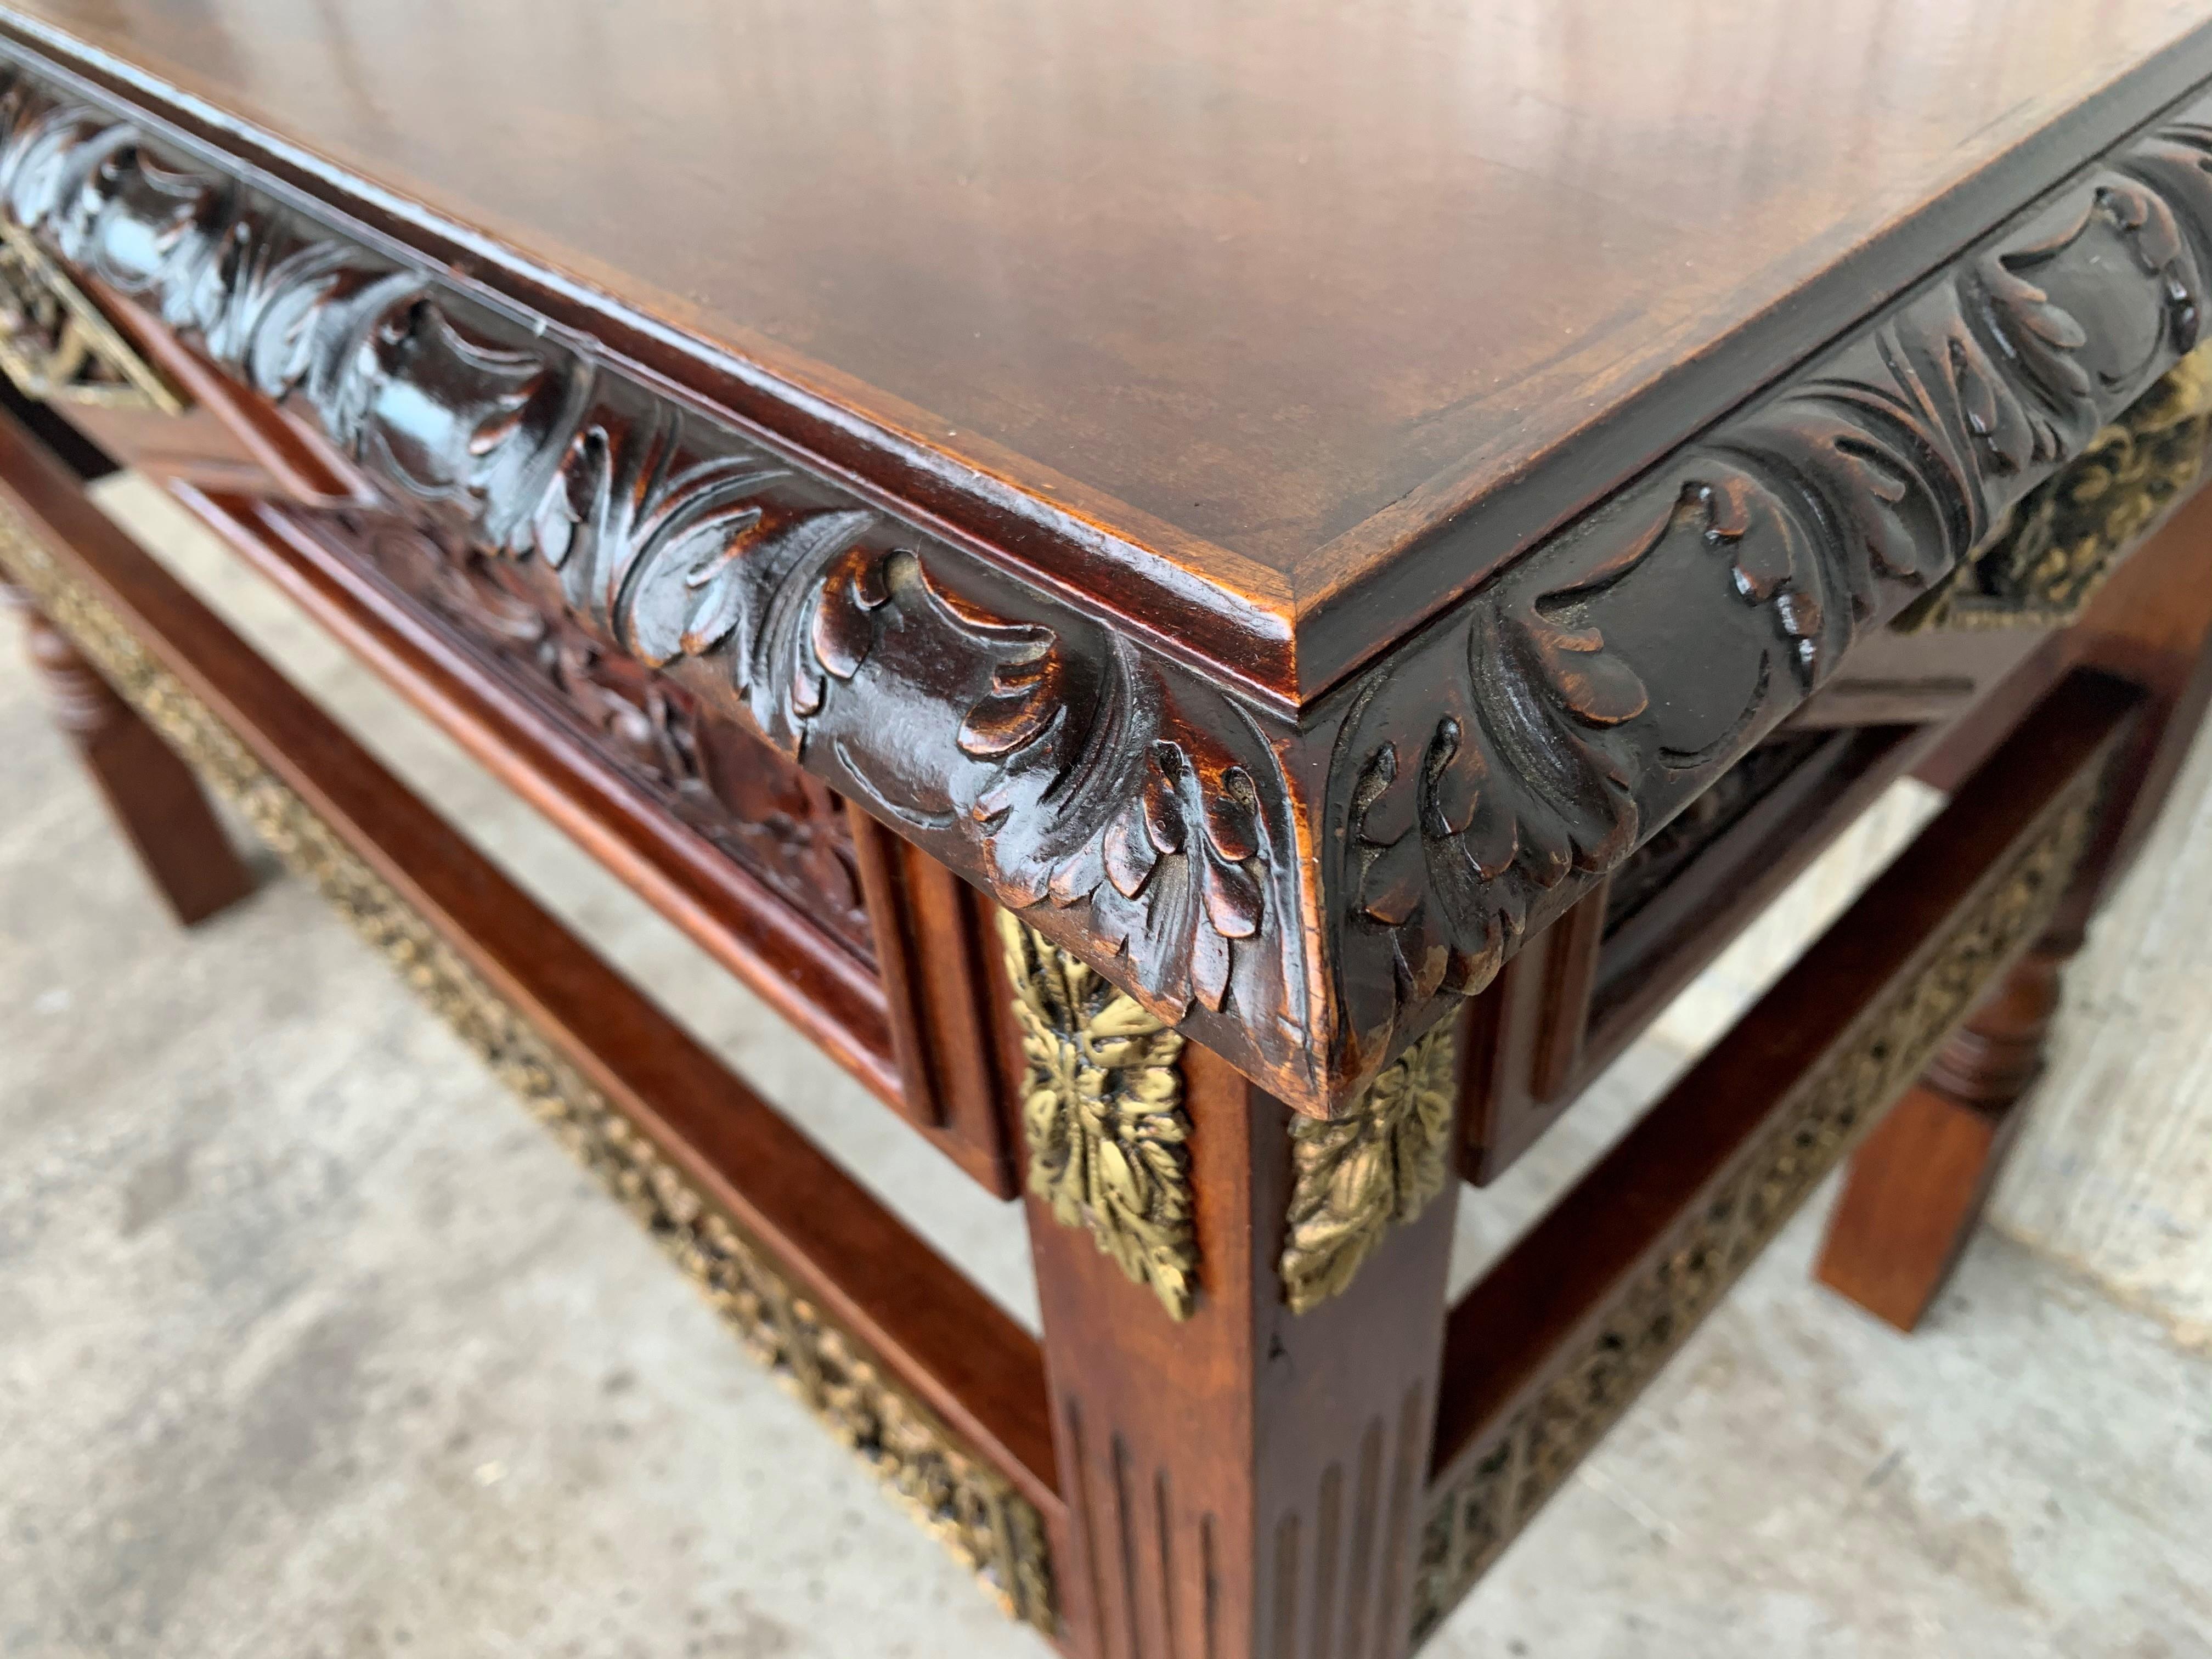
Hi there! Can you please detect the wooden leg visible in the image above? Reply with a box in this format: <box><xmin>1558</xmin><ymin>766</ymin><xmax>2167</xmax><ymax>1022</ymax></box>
<box><xmin>7</xmin><ymin>579</ymin><xmax>255</xmax><ymax>925</ymax></box>
<box><xmin>1821</xmin><ymin>486</ymin><xmax>2212</xmax><ymax>1332</ymax></box>
<box><xmin>1004</xmin><ymin>922</ymin><xmax>1456</xmax><ymax>1659</ymax></box>
<box><xmin>1813</xmin><ymin>940</ymin><xmax>2064</xmax><ymax>1330</ymax></box>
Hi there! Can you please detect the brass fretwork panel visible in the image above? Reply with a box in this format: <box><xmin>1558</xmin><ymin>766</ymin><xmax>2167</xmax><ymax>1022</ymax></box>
<box><xmin>0</xmin><ymin>511</ymin><xmax>1054</xmax><ymax>1633</ymax></box>
<box><xmin>0</xmin><ymin>224</ymin><xmax>183</xmax><ymax>414</ymax></box>
<box><xmin>1410</xmin><ymin>767</ymin><xmax>2101</xmax><ymax>1645</ymax></box>
<box><xmin>1905</xmin><ymin>340</ymin><xmax>2212</xmax><ymax>630</ymax></box>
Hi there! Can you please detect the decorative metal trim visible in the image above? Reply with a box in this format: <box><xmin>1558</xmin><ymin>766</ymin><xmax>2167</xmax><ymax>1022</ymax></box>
<box><xmin>0</xmin><ymin>511</ymin><xmax>1054</xmax><ymax>1633</ymax></box>
<box><xmin>1281</xmin><ymin>1024</ymin><xmax>1457</xmax><ymax>1314</ymax></box>
<box><xmin>0</xmin><ymin>221</ymin><xmax>182</xmax><ymax>412</ymax></box>
<box><xmin>998</xmin><ymin>909</ymin><xmax>1197</xmax><ymax>1320</ymax></box>
<box><xmin>1901</xmin><ymin>341</ymin><xmax>2212</xmax><ymax>631</ymax></box>
<box><xmin>1408</xmin><ymin>768</ymin><xmax>2102</xmax><ymax>1646</ymax></box>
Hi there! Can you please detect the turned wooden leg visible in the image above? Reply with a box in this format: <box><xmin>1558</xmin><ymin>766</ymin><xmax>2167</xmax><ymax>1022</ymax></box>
<box><xmin>1001</xmin><ymin>919</ymin><xmax>1457</xmax><ymax>1659</ymax></box>
<box><xmin>1821</xmin><ymin>486</ymin><xmax>2212</xmax><ymax>1332</ymax></box>
<box><xmin>1814</xmin><ymin>936</ymin><xmax>2070</xmax><ymax>1330</ymax></box>
<box><xmin>7</xmin><ymin>579</ymin><xmax>255</xmax><ymax>925</ymax></box>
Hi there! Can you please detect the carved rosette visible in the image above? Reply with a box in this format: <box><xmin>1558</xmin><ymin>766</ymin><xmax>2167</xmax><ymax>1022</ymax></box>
<box><xmin>998</xmin><ymin>909</ymin><xmax>1197</xmax><ymax>1319</ymax></box>
<box><xmin>1280</xmin><ymin>1024</ymin><xmax>1457</xmax><ymax>1314</ymax></box>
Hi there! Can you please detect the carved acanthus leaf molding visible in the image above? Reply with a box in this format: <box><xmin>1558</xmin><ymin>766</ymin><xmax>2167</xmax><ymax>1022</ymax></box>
<box><xmin>999</xmin><ymin>910</ymin><xmax>1197</xmax><ymax>1319</ymax></box>
<box><xmin>0</xmin><ymin>60</ymin><xmax>1305</xmax><ymax>1094</ymax></box>
<box><xmin>1324</xmin><ymin>106</ymin><xmax>2212</xmax><ymax>1085</ymax></box>
<box><xmin>1280</xmin><ymin>1024</ymin><xmax>1457</xmax><ymax>1314</ymax></box>
<box><xmin>1901</xmin><ymin>338</ymin><xmax>2212</xmax><ymax>630</ymax></box>
<box><xmin>4</xmin><ymin>49</ymin><xmax>2210</xmax><ymax>1115</ymax></box>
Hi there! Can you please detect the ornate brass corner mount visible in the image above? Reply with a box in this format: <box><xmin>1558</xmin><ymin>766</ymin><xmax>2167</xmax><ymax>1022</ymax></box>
<box><xmin>998</xmin><ymin>910</ymin><xmax>1197</xmax><ymax>1319</ymax></box>
<box><xmin>0</xmin><ymin>223</ymin><xmax>183</xmax><ymax>414</ymax></box>
<box><xmin>1281</xmin><ymin>1024</ymin><xmax>1458</xmax><ymax>1314</ymax></box>
<box><xmin>1900</xmin><ymin>342</ymin><xmax>2212</xmax><ymax>633</ymax></box>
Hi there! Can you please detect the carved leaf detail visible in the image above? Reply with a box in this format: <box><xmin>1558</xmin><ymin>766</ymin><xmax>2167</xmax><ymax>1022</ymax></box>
<box><xmin>7</xmin><ymin>60</ymin><xmax>2202</xmax><ymax>1114</ymax></box>
<box><xmin>980</xmin><ymin>640</ymin><xmax>1276</xmax><ymax>1019</ymax></box>
<box><xmin>1329</xmin><ymin>144</ymin><xmax>2203</xmax><ymax>1071</ymax></box>
<box><xmin>1344</xmin><ymin>545</ymin><xmax>1651</xmax><ymax>1049</ymax></box>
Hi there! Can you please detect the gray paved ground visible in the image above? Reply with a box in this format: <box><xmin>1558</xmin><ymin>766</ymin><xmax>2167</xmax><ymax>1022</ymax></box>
<box><xmin>3</xmin><ymin>481</ymin><xmax>2207</xmax><ymax>1658</ymax></box>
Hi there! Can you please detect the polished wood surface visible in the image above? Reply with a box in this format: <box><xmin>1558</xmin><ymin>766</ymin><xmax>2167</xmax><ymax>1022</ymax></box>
<box><xmin>10</xmin><ymin>21</ymin><xmax>2212</xmax><ymax>1114</ymax></box>
<box><xmin>1814</xmin><ymin>973</ymin><xmax>2053</xmax><ymax>1334</ymax></box>
<box><xmin>7</xmin><ymin>0</ymin><xmax>2212</xmax><ymax>691</ymax></box>
<box><xmin>11</xmin><ymin>14</ymin><xmax>2212</xmax><ymax>1652</ymax></box>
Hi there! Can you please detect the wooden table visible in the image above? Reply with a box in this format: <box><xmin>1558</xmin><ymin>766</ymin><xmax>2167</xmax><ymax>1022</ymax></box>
<box><xmin>3</xmin><ymin>3</ymin><xmax>2210</xmax><ymax>1651</ymax></box>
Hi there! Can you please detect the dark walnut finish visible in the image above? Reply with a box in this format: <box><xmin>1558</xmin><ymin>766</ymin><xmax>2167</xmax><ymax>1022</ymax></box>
<box><xmin>6</xmin><ymin>15</ymin><xmax>2212</xmax><ymax>1113</ymax></box>
<box><xmin>4</xmin><ymin>0</ymin><xmax>2208</xmax><ymax>676</ymax></box>
<box><xmin>8</xmin><ymin>9</ymin><xmax>2212</xmax><ymax>1659</ymax></box>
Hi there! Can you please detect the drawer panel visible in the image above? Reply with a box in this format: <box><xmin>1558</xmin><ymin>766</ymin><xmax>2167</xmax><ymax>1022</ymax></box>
<box><xmin>315</xmin><ymin>505</ymin><xmax>878</xmax><ymax>963</ymax></box>
<box><xmin>172</xmin><ymin>488</ymin><xmax>1020</xmax><ymax>1194</ymax></box>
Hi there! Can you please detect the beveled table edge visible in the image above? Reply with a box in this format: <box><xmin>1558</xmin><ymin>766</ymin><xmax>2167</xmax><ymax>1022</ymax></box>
<box><xmin>4</xmin><ymin>30</ymin><xmax>2210</xmax><ymax>1115</ymax></box>
<box><xmin>11</xmin><ymin>10</ymin><xmax>2212</xmax><ymax>706</ymax></box>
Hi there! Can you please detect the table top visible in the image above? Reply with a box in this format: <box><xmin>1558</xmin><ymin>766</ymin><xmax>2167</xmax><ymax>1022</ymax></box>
<box><xmin>7</xmin><ymin>0</ymin><xmax>2211</xmax><ymax>698</ymax></box>
<box><xmin>4</xmin><ymin>2</ymin><xmax>2211</xmax><ymax>1114</ymax></box>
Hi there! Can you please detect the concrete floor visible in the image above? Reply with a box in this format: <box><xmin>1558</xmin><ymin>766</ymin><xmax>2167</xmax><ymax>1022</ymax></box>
<box><xmin>3</xmin><ymin>482</ymin><xmax>2209</xmax><ymax>1658</ymax></box>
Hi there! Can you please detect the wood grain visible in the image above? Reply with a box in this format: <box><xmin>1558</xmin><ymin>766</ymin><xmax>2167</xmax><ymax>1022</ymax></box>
<box><xmin>4</xmin><ymin>32</ymin><xmax>2212</xmax><ymax>1114</ymax></box>
<box><xmin>3</xmin><ymin>0</ymin><xmax>2210</xmax><ymax>693</ymax></box>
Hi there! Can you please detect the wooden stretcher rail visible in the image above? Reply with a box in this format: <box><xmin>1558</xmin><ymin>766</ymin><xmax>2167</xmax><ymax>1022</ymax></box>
<box><xmin>1412</xmin><ymin>669</ymin><xmax>2140</xmax><ymax>1644</ymax></box>
<box><xmin>0</xmin><ymin>409</ymin><xmax>1061</xmax><ymax>1633</ymax></box>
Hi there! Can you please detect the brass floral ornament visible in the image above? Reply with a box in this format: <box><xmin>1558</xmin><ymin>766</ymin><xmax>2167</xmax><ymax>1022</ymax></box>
<box><xmin>998</xmin><ymin>911</ymin><xmax>1196</xmax><ymax>1319</ymax></box>
<box><xmin>1281</xmin><ymin>1025</ymin><xmax>1458</xmax><ymax>1314</ymax></box>
<box><xmin>1901</xmin><ymin>340</ymin><xmax>2212</xmax><ymax>631</ymax></box>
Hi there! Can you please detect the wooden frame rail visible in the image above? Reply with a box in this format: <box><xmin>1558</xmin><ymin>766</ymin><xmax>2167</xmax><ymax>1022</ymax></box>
<box><xmin>0</xmin><ymin>409</ymin><xmax>1062</xmax><ymax>1634</ymax></box>
<box><xmin>1458</xmin><ymin>720</ymin><xmax>1940</xmax><ymax>1184</ymax></box>
<box><xmin>1413</xmin><ymin>670</ymin><xmax>2140</xmax><ymax>1644</ymax></box>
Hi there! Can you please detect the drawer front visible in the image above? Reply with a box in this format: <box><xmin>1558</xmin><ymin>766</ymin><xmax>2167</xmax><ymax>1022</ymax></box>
<box><xmin>275</xmin><ymin>503</ymin><xmax>877</xmax><ymax>963</ymax></box>
<box><xmin>180</xmin><ymin>492</ymin><xmax>1019</xmax><ymax>1194</ymax></box>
